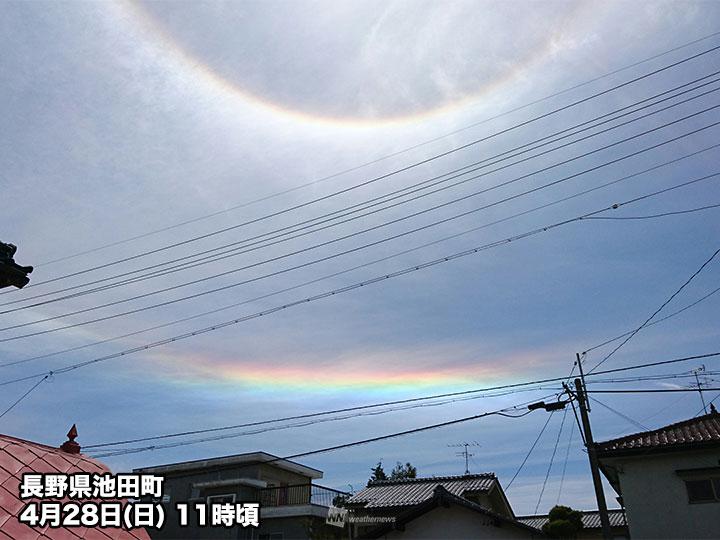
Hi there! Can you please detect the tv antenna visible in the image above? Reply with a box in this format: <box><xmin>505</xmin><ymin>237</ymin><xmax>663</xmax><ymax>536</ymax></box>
<box><xmin>448</xmin><ymin>441</ymin><xmax>481</xmax><ymax>475</ymax></box>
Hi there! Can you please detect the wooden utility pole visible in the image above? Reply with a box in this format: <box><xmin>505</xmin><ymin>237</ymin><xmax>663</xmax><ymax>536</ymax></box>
<box><xmin>574</xmin><ymin>377</ymin><xmax>613</xmax><ymax>540</ymax></box>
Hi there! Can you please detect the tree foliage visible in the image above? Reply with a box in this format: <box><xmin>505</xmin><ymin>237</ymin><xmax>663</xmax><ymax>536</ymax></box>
<box><xmin>541</xmin><ymin>505</ymin><xmax>584</xmax><ymax>538</ymax></box>
<box><xmin>368</xmin><ymin>462</ymin><xmax>388</xmax><ymax>486</ymax></box>
<box><xmin>389</xmin><ymin>462</ymin><xmax>417</xmax><ymax>480</ymax></box>
<box><xmin>368</xmin><ymin>461</ymin><xmax>417</xmax><ymax>486</ymax></box>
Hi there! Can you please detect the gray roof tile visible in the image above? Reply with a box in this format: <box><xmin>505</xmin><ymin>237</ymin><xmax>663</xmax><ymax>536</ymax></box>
<box><xmin>348</xmin><ymin>474</ymin><xmax>497</xmax><ymax>508</ymax></box>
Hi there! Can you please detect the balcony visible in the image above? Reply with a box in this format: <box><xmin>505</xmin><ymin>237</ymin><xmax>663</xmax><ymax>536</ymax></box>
<box><xmin>260</xmin><ymin>483</ymin><xmax>349</xmax><ymax>508</ymax></box>
<box><xmin>258</xmin><ymin>484</ymin><xmax>349</xmax><ymax>518</ymax></box>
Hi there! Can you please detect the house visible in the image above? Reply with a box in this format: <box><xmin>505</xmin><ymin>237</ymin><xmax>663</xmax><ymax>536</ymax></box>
<box><xmin>0</xmin><ymin>426</ymin><xmax>150</xmax><ymax>540</ymax></box>
<box><xmin>517</xmin><ymin>509</ymin><xmax>628</xmax><ymax>538</ymax></box>
<box><xmin>134</xmin><ymin>451</ymin><xmax>349</xmax><ymax>539</ymax></box>
<box><xmin>346</xmin><ymin>473</ymin><xmax>537</xmax><ymax>539</ymax></box>
<box><xmin>358</xmin><ymin>486</ymin><xmax>543</xmax><ymax>539</ymax></box>
<box><xmin>596</xmin><ymin>407</ymin><xmax>720</xmax><ymax>539</ymax></box>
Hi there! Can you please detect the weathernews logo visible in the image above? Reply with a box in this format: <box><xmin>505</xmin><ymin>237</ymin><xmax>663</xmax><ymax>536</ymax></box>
<box><xmin>325</xmin><ymin>507</ymin><xmax>395</xmax><ymax>527</ymax></box>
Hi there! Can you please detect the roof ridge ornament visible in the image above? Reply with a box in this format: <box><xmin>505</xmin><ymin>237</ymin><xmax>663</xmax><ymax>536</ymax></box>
<box><xmin>60</xmin><ymin>424</ymin><xmax>81</xmax><ymax>454</ymax></box>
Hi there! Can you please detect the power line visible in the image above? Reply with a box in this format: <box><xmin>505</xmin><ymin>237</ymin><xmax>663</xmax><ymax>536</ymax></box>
<box><xmin>92</xmin><ymin>399</ymin><xmax>542</xmax><ymax>460</ymax></box>
<box><xmin>90</xmin><ymin>392</ymin><xmax>556</xmax><ymax>459</ymax></box>
<box><xmin>54</xmin><ymin>351</ymin><xmax>720</xmax><ymax>454</ymax></box>
<box><xmin>584</xmin><ymin>285</ymin><xmax>720</xmax><ymax>355</ymax></box>
<box><xmin>85</xmin><ymin>386</ymin><xmax>559</xmax><ymax>450</ymax></box>
<box><xmin>1</xmin><ymin>180</ymin><xmax>717</xmax><ymax>386</ymax></box>
<box><xmin>555</xmin><ymin>412</ymin><xmax>576</xmax><ymax>506</ymax></box>
<box><xmin>589</xmin><ymin>388</ymin><xmax>720</xmax><ymax>393</ymax></box>
<box><xmin>9</xmin><ymin>73</ymin><xmax>719</xmax><ymax>309</ymax></box>
<box><xmin>14</xmin><ymin>43</ymin><xmax>720</xmax><ymax>290</ymax></box>
<box><xmin>505</xmin><ymin>411</ymin><xmax>555</xmax><ymax>490</ymax></box>
<box><xmin>5</xmin><ymin>112</ymin><xmax>720</xmax><ymax>339</ymax></box>
<box><xmin>31</xmin><ymin>31</ymin><xmax>720</xmax><ymax>269</ymax></box>
<box><xmin>3</xmin><ymin>143</ymin><xmax>717</xmax><ymax>370</ymax></box>
<box><xmin>587</xmin><ymin>247</ymin><xmax>720</xmax><ymax>372</ymax></box>
<box><xmin>588</xmin><ymin>396</ymin><xmax>648</xmax><ymax>431</ymax></box>
<box><xmin>590</xmin><ymin>352</ymin><xmax>720</xmax><ymax>377</ymax></box>
<box><xmin>583</xmin><ymin>203</ymin><xmax>720</xmax><ymax>220</ymax></box>
<box><xmin>696</xmin><ymin>392</ymin><xmax>720</xmax><ymax>416</ymax></box>
<box><xmin>535</xmin><ymin>406</ymin><xmax>568</xmax><ymax>513</ymax></box>
<box><xmin>0</xmin><ymin>375</ymin><xmax>48</xmax><ymax>420</ymax></box>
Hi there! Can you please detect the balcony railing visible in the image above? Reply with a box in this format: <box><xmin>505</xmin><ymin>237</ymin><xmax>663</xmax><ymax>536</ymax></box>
<box><xmin>258</xmin><ymin>484</ymin><xmax>349</xmax><ymax>508</ymax></box>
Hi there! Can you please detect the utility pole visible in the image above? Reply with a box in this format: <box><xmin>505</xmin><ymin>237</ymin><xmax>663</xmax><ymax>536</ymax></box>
<box><xmin>574</xmin><ymin>377</ymin><xmax>612</xmax><ymax>540</ymax></box>
<box><xmin>576</xmin><ymin>352</ymin><xmax>590</xmax><ymax>411</ymax></box>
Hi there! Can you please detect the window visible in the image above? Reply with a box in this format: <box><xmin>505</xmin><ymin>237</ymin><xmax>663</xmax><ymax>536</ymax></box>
<box><xmin>206</xmin><ymin>493</ymin><xmax>236</xmax><ymax>504</ymax></box>
<box><xmin>684</xmin><ymin>478</ymin><xmax>720</xmax><ymax>503</ymax></box>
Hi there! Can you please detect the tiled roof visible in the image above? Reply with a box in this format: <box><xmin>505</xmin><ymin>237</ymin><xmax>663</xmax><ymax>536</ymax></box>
<box><xmin>360</xmin><ymin>486</ymin><xmax>540</xmax><ymax>538</ymax></box>
<box><xmin>518</xmin><ymin>509</ymin><xmax>627</xmax><ymax>530</ymax></box>
<box><xmin>348</xmin><ymin>474</ymin><xmax>497</xmax><ymax>508</ymax></box>
<box><xmin>596</xmin><ymin>411</ymin><xmax>720</xmax><ymax>455</ymax></box>
<box><xmin>0</xmin><ymin>433</ymin><xmax>150</xmax><ymax>540</ymax></box>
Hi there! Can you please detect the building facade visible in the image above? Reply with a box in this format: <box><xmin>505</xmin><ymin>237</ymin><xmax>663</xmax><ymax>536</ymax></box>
<box><xmin>597</xmin><ymin>409</ymin><xmax>720</xmax><ymax>539</ymax></box>
<box><xmin>134</xmin><ymin>451</ymin><xmax>349</xmax><ymax>540</ymax></box>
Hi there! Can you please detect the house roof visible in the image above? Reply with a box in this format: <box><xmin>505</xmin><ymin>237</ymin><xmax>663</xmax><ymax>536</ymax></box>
<box><xmin>0</xmin><ymin>431</ymin><xmax>150</xmax><ymax>540</ymax></box>
<box><xmin>360</xmin><ymin>486</ymin><xmax>542</xmax><ymax>538</ymax></box>
<box><xmin>596</xmin><ymin>410</ymin><xmax>720</xmax><ymax>457</ymax></box>
<box><xmin>518</xmin><ymin>509</ymin><xmax>627</xmax><ymax>530</ymax></box>
<box><xmin>347</xmin><ymin>474</ymin><xmax>497</xmax><ymax>509</ymax></box>
<box><xmin>134</xmin><ymin>450</ymin><xmax>323</xmax><ymax>479</ymax></box>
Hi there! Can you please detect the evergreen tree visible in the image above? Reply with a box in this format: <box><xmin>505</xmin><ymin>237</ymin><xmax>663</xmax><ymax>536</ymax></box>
<box><xmin>368</xmin><ymin>462</ymin><xmax>388</xmax><ymax>485</ymax></box>
<box><xmin>389</xmin><ymin>461</ymin><xmax>417</xmax><ymax>480</ymax></box>
<box><xmin>541</xmin><ymin>505</ymin><xmax>584</xmax><ymax>538</ymax></box>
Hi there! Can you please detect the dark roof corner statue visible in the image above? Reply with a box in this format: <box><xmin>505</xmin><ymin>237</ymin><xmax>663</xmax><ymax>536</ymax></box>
<box><xmin>0</xmin><ymin>241</ymin><xmax>33</xmax><ymax>289</ymax></box>
<box><xmin>60</xmin><ymin>423</ymin><xmax>82</xmax><ymax>455</ymax></box>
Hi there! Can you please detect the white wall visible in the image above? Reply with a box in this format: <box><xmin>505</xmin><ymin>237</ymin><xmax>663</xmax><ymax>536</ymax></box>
<box><xmin>606</xmin><ymin>448</ymin><xmax>720</xmax><ymax>539</ymax></box>
<box><xmin>380</xmin><ymin>505</ymin><xmax>538</xmax><ymax>539</ymax></box>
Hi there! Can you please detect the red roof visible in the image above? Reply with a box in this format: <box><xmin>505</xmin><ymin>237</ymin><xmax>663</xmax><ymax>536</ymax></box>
<box><xmin>0</xmin><ymin>433</ymin><xmax>150</xmax><ymax>540</ymax></box>
<box><xmin>596</xmin><ymin>410</ymin><xmax>720</xmax><ymax>455</ymax></box>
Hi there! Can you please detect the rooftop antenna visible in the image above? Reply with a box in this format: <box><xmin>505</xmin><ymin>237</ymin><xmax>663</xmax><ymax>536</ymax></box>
<box><xmin>448</xmin><ymin>441</ymin><xmax>481</xmax><ymax>475</ymax></box>
<box><xmin>691</xmin><ymin>365</ymin><xmax>708</xmax><ymax>414</ymax></box>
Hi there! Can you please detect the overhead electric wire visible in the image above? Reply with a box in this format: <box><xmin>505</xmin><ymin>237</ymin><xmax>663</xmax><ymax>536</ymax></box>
<box><xmin>505</xmin><ymin>411</ymin><xmax>556</xmax><ymax>490</ymax></box>
<box><xmin>8</xmin><ymin>74</ymin><xmax>719</xmax><ymax>310</ymax></box>
<box><xmin>587</xmin><ymin>246</ymin><xmax>720</xmax><ymax>373</ymax></box>
<box><xmin>30</xmin><ymin>31</ymin><xmax>720</xmax><ymax>269</ymax></box>
<box><xmin>57</xmin><ymin>351</ymin><xmax>720</xmax><ymax>454</ymax></box>
<box><xmin>14</xmin><ymin>43</ymin><xmax>720</xmax><ymax>290</ymax></box>
<box><xmin>588</xmin><ymin>396</ymin><xmax>649</xmax><ymax>431</ymax></box>
<box><xmin>583</xmin><ymin>203</ymin><xmax>720</xmax><ymax>220</ymax></box>
<box><xmin>90</xmin><ymin>391</ymin><xmax>558</xmax><ymax>458</ymax></box>
<box><xmin>696</xmin><ymin>393</ymin><xmax>720</xmax><ymax>416</ymax></box>
<box><xmin>91</xmin><ymin>398</ymin><xmax>544</xmax><ymax>460</ymax></box>
<box><xmin>642</xmin><ymin>393</ymin><xmax>692</xmax><ymax>422</ymax></box>
<box><xmin>535</xmin><ymin>405</ymin><xmax>568</xmax><ymax>513</ymax></box>
<box><xmin>584</xmin><ymin>285</ymin><xmax>720</xmax><ymax>355</ymax></box>
<box><xmin>4</xmin><ymin>109</ymin><xmax>720</xmax><ymax>339</ymax></box>
<box><xmin>588</xmin><ymin>370</ymin><xmax>720</xmax><ymax>385</ymax></box>
<box><xmin>555</xmin><ymin>414</ymin><xmax>576</xmax><ymax>505</ymax></box>
<box><xmin>4</xmin><ymin>143</ymin><xmax>717</xmax><ymax>370</ymax></box>
<box><xmin>1</xmin><ymin>179</ymin><xmax>717</xmax><ymax>384</ymax></box>
<box><xmin>0</xmin><ymin>375</ymin><xmax>48</xmax><ymax>420</ymax></box>
<box><xmin>84</xmin><ymin>387</ymin><xmax>561</xmax><ymax>450</ymax></box>
<box><xmin>589</xmin><ymin>388</ymin><xmax>720</xmax><ymax>393</ymax></box>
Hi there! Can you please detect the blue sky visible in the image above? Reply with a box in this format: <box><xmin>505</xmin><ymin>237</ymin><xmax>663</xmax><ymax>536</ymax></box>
<box><xmin>1</xmin><ymin>0</ymin><xmax>719</xmax><ymax>515</ymax></box>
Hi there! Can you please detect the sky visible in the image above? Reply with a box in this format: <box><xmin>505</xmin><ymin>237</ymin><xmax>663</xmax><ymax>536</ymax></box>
<box><xmin>1</xmin><ymin>0</ymin><xmax>719</xmax><ymax>516</ymax></box>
